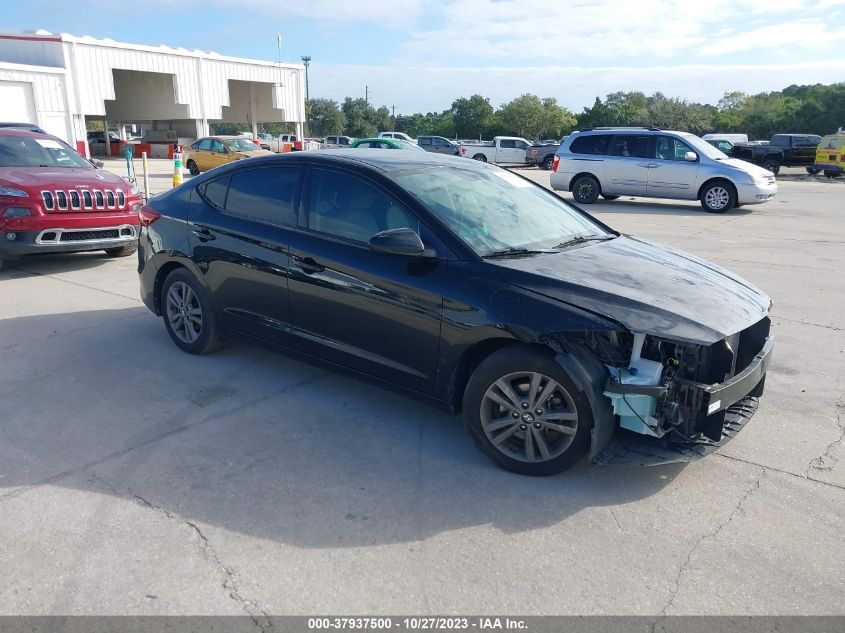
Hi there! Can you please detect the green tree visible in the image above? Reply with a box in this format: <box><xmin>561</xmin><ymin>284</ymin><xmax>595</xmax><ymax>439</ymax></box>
<box><xmin>451</xmin><ymin>95</ymin><xmax>494</xmax><ymax>139</ymax></box>
<box><xmin>540</xmin><ymin>97</ymin><xmax>577</xmax><ymax>139</ymax></box>
<box><xmin>498</xmin><ymin>94</ymin><xmax>546</xmax><ymax>138</ymax></box>
<box><xmin>307</xmin><ymin>98</ymin><xmax>346</xmax><ymax>137</ymax></box>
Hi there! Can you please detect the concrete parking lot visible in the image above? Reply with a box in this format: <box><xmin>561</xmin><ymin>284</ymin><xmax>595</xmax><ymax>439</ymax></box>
<box><xmin>0</xmin><ymin>158</ymin><xmax>843</xmax><ymax>616</ymax></box>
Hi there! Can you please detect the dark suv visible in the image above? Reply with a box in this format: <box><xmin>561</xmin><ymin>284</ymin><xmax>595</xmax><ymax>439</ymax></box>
<box><xmin>138</xmin><ymin>151</ymin><xmax>773</xmax><ymax>475</ymax></box>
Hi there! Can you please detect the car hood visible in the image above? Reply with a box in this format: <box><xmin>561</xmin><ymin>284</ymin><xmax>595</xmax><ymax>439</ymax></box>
<box><xmin>492</xmin><ymin>235</ymin><xmax>771</xmax><ymax>345</ymax></box>
<box><xmin>236</xmin><ymin>150</ymin><xmax>272</xmax><ymax>158</ymax></box>
<box><xmin>0</xmin><ymin>166</ymin><xmax>128</xmax><ymax>189</ymax></box>
<box><xmin>719</xmin><ymin>157</ymin><xmax>773</xmax><ymax>178</ymax></box>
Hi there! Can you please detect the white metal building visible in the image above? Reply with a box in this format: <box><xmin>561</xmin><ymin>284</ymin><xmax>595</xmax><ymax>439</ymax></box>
<box><xmin>0</xmin><ymin>30</ymin><xmax>306</xmax><ymax>157</ymax></box>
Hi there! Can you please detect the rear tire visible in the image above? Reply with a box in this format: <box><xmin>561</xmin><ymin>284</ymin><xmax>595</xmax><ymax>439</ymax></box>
<box><xmin>700</xmin><ymin>180</ymin><xmax>736</xmax><ymax>213</ymax></box>
<box><xmin>601</xmin><ymin>194</ymin><xmax>620</xmax><ymax>200</ymax></box>
<box><xmin>472</xmin><ymin>154</ymin><xmax>487</xmax><ymax>162</ymax></box>
<box><xmin>763</xmin><ymin>158</ymin><xmax>780</xmax><ymax>175</ymax></box>
<box><xmin>824</xmin><ymin>170</ymin><xmax>841</xmax><ymax>179</ymax></box>
<box><xmin>462</xmin><ymin>345</ymin><xmax>592</xmax><ymax>476</ymax></box>
<box><xmin>104</xmin><ymin>245</ymin><xmax>137</xmax><ymax>257</ymax></box>
<box><xmin>542</xmin><ymin>156</ymin><xmax>554</xmax><ymax>170</ymax></box>
<box><xmin>160</xmin><ymin>268</ymin><xmax>222</xmax><ymax>355</ymax></box>
<box><xmin>187</xmin><ymin>160</ymin><xmax>200</xmax><ymax>176</ymax></box>
<box><xmin>571</xmin><ymin>175</ymin><xmax>601</xmax><ymax>204</ymax></box>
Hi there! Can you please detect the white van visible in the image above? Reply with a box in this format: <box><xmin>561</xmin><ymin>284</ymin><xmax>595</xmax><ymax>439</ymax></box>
<box><xmin>702</xmin><ymin>133</ymin><xmax>749</xmax><ymax>144</ymax></box>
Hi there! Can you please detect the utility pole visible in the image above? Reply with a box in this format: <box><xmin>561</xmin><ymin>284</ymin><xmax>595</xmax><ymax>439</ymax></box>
<box><xmin>391</xmin><ymin>105</ymin><xmax>396</xmax><ymax>131</ymax></box>
<box><xmin>365</xmin><ymin>85</ymin><xmax>369</xmax><ymax>104</ymax></box>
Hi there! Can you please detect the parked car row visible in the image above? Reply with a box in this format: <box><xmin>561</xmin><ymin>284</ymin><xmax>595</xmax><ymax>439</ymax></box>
<box><xmin>705</xmin><ymin>133</ymin><xmax>822</xmax><ymax>175</ymax></box>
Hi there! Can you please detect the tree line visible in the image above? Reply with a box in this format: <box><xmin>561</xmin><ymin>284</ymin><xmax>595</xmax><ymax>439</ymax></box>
<box><xmin>211</xmin><ymin>82</ymin><xmax>845</xmax><ymax>141</ymax></box>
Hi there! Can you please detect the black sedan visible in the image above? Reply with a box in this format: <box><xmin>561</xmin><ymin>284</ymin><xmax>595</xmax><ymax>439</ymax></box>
<box><xmin>138</xmin><ymin>151</ymin><xmax>773</xmax><ymax>476</ymax></box>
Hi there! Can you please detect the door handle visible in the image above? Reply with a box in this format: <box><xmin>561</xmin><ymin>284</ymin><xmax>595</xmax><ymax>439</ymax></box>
<box><xmin>637</xmin><ymin>162</ymin><xmax>652</xmax><ymax>168</ymax></box>
<box><xmin>192</xmin><ymin>227</ymin><xmax>216</xmax><ymax>242</ymax></box>
<box><xmin>296</xmin><ymin>257</ymin><xmax>325</xmax><ymax>274</ymax></box>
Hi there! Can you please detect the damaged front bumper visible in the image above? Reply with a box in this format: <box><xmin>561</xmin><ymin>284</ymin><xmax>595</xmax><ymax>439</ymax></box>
<box><xmin>596</xmin><ymin>335</ymin><xmax>773</xmax><ymax>466</ymax></box>
<box><xmin>593</xmin><ymin>397</ymin><xmax>758</xmax><ymax>466</ymax></box>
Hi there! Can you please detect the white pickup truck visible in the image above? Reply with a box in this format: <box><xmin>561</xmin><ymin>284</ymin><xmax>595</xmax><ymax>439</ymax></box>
<box><xmin>257</xmin><ymin>133</ymin><xmax>301</xmax><ymax>152</ymax></box>
<box><xmin>458</xmin><ymin>136</ymin><xmax>532</xmax><ymax>164</ymax></box>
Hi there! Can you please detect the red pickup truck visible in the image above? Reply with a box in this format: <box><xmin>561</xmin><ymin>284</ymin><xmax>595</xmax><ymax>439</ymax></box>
<box><xmin>0</xmin><ymin>128</ymin><xmax>142</xmax><ymax>270</ymax></box>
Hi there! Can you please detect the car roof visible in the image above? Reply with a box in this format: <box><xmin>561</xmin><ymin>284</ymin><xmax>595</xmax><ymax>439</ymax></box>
<box><xmin>201</xmin><ymin>148</ymin><xmax>484</xmax><ymax>174</ymax></box>
<box><xmin>0</xmin><ymin>127</ymin><xmax>52</xmax><ymax>139</ymax></box>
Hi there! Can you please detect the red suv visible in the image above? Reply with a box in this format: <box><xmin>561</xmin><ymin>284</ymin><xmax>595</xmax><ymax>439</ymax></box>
<box><xmin>0</xmin><ymin>128</ymin><xmax>142</xmax><ymax>270</ymax></box>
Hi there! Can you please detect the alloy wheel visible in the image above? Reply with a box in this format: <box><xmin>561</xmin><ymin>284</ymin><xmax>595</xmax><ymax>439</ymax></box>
<box><xmin>166</xmin><ymin>281</ymin><xmax>203</xmax><ymax>344</ymax></box>
<box><xmin>480</xmin><ymin>371</ymin><xmax>579</xmax><ymax>463</ymax></box>
<box><xmin>705</xmin><ymin>186</ymin><xmax>730</xmax><ymax>210</ymax></box>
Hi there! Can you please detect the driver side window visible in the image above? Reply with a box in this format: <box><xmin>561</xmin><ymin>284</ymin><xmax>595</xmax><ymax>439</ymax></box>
<box><xmin>212</xmin><ymin>139</ymin><xmax>225</xmax><ymax>153</ymax></box>
<box><xmin>305</xmin><ymin>169</ymin><xmax>419</xmax><ymax>244</ymax></box>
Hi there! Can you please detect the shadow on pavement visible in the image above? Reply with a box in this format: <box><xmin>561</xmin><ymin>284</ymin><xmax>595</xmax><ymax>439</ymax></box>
<box><xmin>1</xmin><ymin>251</ymin><xmax>125</xmax><ymax>279</ymax></box>
<box><xmin>0</xmin><ymin>307</ymin><xmax>683</xmax><ymax>549</ymax></box>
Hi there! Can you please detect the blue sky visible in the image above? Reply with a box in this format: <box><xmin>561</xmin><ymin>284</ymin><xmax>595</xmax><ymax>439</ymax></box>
<box><xmin>2</xmin><ymin>0</ymin><xmax>844</xmax><ymax>114</ymax></box>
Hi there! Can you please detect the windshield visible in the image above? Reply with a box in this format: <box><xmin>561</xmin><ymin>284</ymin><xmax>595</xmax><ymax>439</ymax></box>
<box><xmin>394</xmin><ymin>166</ymin><xmax>612</xmax><ymax>256</ymax></box>
<box><xmin>0</xmin><ymin>136</ymin><xmax>93</xmax><ymax>169</ymax></box>
<box><xmin>226</xmin><ymin>138</ymin><xmax>260</xmax><ymax>152</ymax></box>
<box><xmin>680</xmin><ymin>133</ymin><xmax>728</xmax><ymax>160</ymax></box>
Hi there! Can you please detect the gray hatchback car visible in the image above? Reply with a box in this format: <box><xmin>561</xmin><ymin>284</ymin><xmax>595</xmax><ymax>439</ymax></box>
<box><xmin>550</xmin><ymin>128</ymin><xmax>777</xmax><ymax>212</ymax></box>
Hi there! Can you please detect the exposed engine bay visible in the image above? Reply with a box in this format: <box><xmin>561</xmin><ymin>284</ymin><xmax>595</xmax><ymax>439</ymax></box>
<box><xmin>558</xmin><ymin>317</ymin><xmax>773</xmax><ymax>465</ymax></box>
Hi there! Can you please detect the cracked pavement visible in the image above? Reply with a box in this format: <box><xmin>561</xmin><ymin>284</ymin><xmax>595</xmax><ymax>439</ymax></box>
<box><xmin>0</xmin><ymin>162</ymin><xmax>843</xmax><ymax>615</ymax></box>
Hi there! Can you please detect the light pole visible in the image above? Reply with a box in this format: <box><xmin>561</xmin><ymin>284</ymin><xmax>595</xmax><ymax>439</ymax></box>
<box><xmin>301</xmin><ymin>55</ymin><xmax>311</xmax><ymax>102</ymax></box>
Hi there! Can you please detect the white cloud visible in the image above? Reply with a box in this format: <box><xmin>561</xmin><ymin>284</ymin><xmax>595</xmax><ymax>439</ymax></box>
<box><xmin>394</xmin><ymin>0</ymin><xmax>845</xmax><ymax>63</ymax></box>
<box><xmin>213</xmin><ymin>0</ymin><xmax>424</xmax><ymax>25</ymax></box>
<box><xmin>311</xmin><ymin>60</ymin><xmax>845</xmax><ymax>113</ymax></box>
<box><xmin>698</xmin><ymin>20</ymin><xmax>845</xmax><ymax>55</ymax></box>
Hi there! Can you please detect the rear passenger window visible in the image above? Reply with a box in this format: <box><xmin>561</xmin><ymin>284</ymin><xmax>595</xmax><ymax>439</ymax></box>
<box><xmin>197</xmin><ymin>139</ymin><xmax>213</xmax><ymax>151</ymax></box>
<box><xmin>200</xmin><ymin>176</ymin><xmax>229</xmax><ymax>208</ymax></box>
<box><xmin>610</xmin><ymin>135</ymin><xmax>651</xmax><ymax>158</ymax></box>
<box><xmin>419</xmin><ymin>137</ymin><xmax>431</xmax><ymax>146</ymax></box>
<box><xmin>224</xmin><ymin>166</ymin><xmax>300</xmax><ymax>226</ymax></box>
<box><xmin>569</xmin><ymin>134</ymin><xmax>612</xmax><ymax>155</ymax></box>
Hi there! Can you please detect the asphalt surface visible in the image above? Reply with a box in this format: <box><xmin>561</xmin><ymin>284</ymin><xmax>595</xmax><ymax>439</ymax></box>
<box><xmin>0</xmin><ymin>158</ymin><xmax>843</xmax><ymax>616</ymax></box>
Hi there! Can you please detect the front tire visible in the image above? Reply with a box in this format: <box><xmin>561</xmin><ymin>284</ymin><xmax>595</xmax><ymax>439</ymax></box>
<box><xmin>700</xmin><ymin>180</ymin><xmax>736</xmax><ymax>213</ymax></box>
<box><xmin>806</xmin><ymin>167</ymin><xmax>821</xmax><ymax>175</ymax></box>
<box><xmin>571</xmin><ymin>175</ymin><xmax>601</xmax><ymax>204</ymax></box>
<box><xmin>462</xmin><ymin>346</ymin><xmax>592</xmax><ymax>476</ymax></box>
<box><xmin>160</xmin><ymin>268</ymin><xmax>221</xmax><ymax>355</ymax></box>
<box><xmin>187</xmin><ymin>160</ymin><xmax>200</xmax><ymax>176</ymax></box>
<box><xmin>104</xmin><ymin>245</ymin><xmax>137</xmax><ymax>257</ymax></box>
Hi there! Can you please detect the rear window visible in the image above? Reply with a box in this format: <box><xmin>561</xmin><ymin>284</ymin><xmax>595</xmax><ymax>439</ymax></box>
<box><xmin>569</xmin><ymin>134</ymin><xmax>612</xmax><ymax>155</ymax></box>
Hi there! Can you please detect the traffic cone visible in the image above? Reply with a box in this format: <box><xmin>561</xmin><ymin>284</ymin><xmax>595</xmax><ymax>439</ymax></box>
<box><xmin>172</xmin><ymin>144</ymin><xmax>183</xmax><ymax>188</ymax></box>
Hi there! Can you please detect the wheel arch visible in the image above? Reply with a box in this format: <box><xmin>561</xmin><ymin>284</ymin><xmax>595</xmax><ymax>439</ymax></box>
<box><xmin>697</xmin><ymin>176</ymin><xmax>737</xmax><ymax>201</ymax></box>
<box><xmin>447</xmin><ymin>337</ymin><xmax>522</xmax><ymax>414</ymax></box>
<box><xmin>570</xmin><ymin>171</ymin><xmax>602</xmax><ymax>193</ymax></box>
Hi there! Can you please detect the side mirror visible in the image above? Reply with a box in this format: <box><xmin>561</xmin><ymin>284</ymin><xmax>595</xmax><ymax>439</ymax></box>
<box><xmin>90</xmin><ymin>159</ymin><xmax>104</xmax><ymax>169</ymax></box>
<box><xmin>369</xmin><ymin>228</ymin><xmax>425</xmax><ymax>256</ymax></box>
<box><xmin>684</xmin><ymin>151</ymin><xmax>698</xmax><ymax>162</ymax></box>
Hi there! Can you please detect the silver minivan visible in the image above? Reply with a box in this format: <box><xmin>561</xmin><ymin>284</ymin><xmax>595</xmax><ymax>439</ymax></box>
<box><xmin>550</xmin><ymin>128</ymin><xmax>777</xmax><ymax>212</ymax></box>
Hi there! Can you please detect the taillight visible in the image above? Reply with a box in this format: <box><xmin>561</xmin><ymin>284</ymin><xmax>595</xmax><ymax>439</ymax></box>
<box><xmin>138</xmin><ymin>206</ymin><xmax>161</xmax><ymax>227</ymax></box>
<box><xmin>460</xmin><ymin>146</ymin><xmax>466</xmax><ymax>156</ymax></box>
<box><xmin>553</xmin><ymin>155</ymin><xmax>560</xmax><ymax>172</ymax></box>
